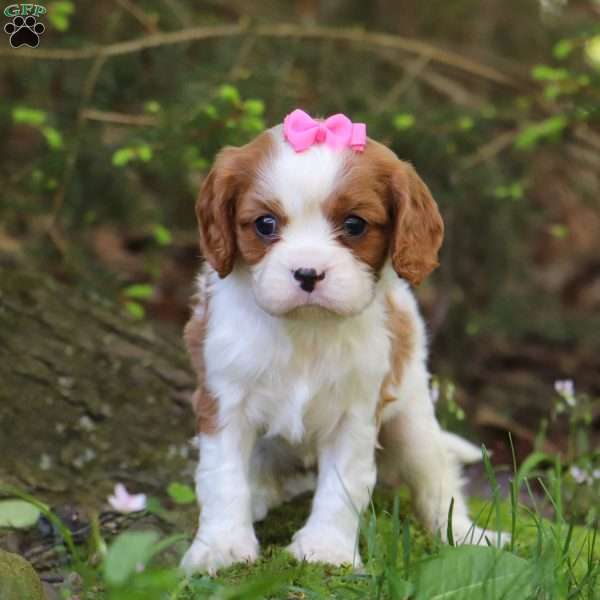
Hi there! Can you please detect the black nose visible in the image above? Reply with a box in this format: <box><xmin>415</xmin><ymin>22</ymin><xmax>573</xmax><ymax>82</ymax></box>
<box><xmin>293</xmin><ymin>268</ymin><xmax>325</xmax><ymax>292</ymax></box>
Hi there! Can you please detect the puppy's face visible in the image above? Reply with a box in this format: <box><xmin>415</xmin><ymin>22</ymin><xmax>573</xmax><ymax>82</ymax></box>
<box><xmin>196</xmin><ymin>126</ymin><xmax>443</xmax><ymax>317</ymax></box>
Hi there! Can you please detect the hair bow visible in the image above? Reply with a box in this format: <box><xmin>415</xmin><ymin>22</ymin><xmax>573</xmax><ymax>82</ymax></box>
<box><xmin>283</xmin><ymin>109</ymin><xmax>366</xmax><ymax>153</ymax></box>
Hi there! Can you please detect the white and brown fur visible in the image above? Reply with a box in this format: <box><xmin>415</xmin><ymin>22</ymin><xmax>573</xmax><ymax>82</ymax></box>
<box><xmin>181</xmin><ymin>125</ymin><xmax>507</xmax><ymax>575</ymax></box>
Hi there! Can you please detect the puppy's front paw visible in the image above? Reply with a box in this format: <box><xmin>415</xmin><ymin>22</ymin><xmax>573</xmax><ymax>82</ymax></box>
<box><xmin>449</xmin><ymin>516</ymin><xmax>511</xmax><ymax>547</ymax></box>
<box><xmin>180</xmin><ymin>528</ymin><xmax>259</xmax><ymax>576</ymax></box>
<box><xmin>287</xmin><ymin>526</ymin><xmax>362</xmax><ymax>567</ymax></box>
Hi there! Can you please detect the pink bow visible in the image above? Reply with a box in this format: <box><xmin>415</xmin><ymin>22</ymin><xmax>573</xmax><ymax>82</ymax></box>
<box><xmin>283</xmin><ymin>109</ymin><xmax>366</xmax><ymax>153</ymax></box>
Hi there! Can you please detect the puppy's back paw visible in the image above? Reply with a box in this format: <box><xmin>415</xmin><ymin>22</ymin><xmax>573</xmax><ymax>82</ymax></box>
<box><xmin>440</xmin><ymin>431</ymin><xmax>484</xmax><ymax>465</ymax></box>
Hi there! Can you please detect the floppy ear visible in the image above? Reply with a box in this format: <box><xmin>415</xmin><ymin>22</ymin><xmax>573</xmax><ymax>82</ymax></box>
<box><xmin>389</xmin><ymin>162</ymin><xmax>444</xmax><ymax>286</ymax></box>
<box><xmin>195</xmin><ymin>147</ymin><xmax>241</xmax><ymax>278</ymax></box>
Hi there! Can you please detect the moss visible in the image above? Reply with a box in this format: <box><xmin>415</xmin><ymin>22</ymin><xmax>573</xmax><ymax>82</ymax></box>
<box><xmin>0</xmin><ymin>549</ymin><xmax>45</xmax><ymax>600</ymax></box>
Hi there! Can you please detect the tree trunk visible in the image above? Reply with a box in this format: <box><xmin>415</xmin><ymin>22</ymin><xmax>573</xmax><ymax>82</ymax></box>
<box><xmin>0</xmin><ymin>264</ymin><xmax>196</xmax><ymax>508</ymax></box>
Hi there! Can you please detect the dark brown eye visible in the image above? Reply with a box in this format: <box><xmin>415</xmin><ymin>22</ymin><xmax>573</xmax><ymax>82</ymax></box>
<box><xmin>343</xmin><ymin>215</ymin><xmax>367</xmax><ymax>237</ymax></box>
<box><xmin>255</xmin><ymin>214</ymin><xmax>278</xmax><ymax>238</ymax></box>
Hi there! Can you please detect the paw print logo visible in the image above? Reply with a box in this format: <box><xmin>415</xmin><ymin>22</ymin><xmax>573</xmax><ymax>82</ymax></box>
<box><xmin>4</xmin><ymin>15</ymin><xmax>45</xmax><ymax>48</ymax></box>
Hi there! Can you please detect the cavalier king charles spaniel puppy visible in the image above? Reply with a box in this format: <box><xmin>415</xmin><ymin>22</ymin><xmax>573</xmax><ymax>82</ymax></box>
<box><xmin>180</xmin><ymin>110</ymin><xmax>507</xmax><ymax>575</ymax></box>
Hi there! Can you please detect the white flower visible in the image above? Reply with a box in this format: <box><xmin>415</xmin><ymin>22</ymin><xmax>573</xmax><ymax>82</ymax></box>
<box><xmin>570</xmin><ymin>466</ymin><xmax>588</xmax><ymax>484</ymax></box>
<box><xmin>108</xmin><ymin>483</ymin><xmax>147</xmax><ymax>513</ymax></box>
<box><xmin>554</xmin><ymin>379</ymin><xmax>576</xmax><ymax>406</ymax></box>
<box><xmin>592</xmin><ymin>469</ymin><xmax>600</xmax><ymax>481</ymax></box>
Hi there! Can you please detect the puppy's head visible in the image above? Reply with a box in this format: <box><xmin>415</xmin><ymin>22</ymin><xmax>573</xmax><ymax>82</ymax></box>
<box><xmin>196</xmin><ymin>126</ymin><xmax>443</xmax><ymax>317</ymax></box>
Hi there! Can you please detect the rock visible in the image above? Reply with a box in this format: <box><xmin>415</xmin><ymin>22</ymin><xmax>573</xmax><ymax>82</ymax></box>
<box><xmin>0</xmin><ymin>265</ymin><xmax>196</xmax><ymax>510</ymax></box>
<box><xmin>0</xmin><ymin>549</ymin><xmax>45</xmax><ymax>600</ymax></box>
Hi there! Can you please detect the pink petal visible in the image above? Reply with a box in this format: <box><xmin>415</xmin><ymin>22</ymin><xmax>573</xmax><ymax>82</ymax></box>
<box><xmin>108</xmin><ymin>484</ymin><xmax>147</xmax><ymax>513</ymax></box>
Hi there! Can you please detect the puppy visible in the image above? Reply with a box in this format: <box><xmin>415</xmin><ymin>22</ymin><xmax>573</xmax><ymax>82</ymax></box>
<box><xmin>181</xmin><ymin>110</ymin><xmax>506</xmax><ymax>575</ymax></box>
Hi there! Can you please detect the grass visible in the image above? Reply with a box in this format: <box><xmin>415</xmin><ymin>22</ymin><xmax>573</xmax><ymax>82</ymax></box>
<box><xmin>28</xmin><ymin>461</ymin><xmax>598</xmax><ymax>600</ymax></box>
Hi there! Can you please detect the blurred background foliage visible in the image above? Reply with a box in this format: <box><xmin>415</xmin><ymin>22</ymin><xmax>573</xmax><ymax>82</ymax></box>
<box><xmin>1</xmin><ymin>0</ymin><xmax>599</xmax><ymax>458</ymax></box>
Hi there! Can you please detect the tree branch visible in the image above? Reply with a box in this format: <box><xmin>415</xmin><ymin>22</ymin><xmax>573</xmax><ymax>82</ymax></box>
<box><xmin>460</xmin><ymin>130</ymin><xmax>518</xmax><ymax>170</ymax></box>
<box><xmin>0</xmin><ymin>23</ymin><xmax>522</xmax><ymax>88</ymax></box>
<box><xmin>81</xmin><ymin>109</ymin><xmax>159</xmax><ymax>126</ymax></box>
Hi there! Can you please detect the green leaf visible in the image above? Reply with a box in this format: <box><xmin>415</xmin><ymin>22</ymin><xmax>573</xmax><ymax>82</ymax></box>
<box><xmin>457</xmin><ymin>116</ymin><xmax>474</xmax><ymax>131</ymax></box>
<box><xmin>166</xmin><ymin>482</ymin><xmax>196</xmax><ymax>504</ymax></box>
<box><xmin>137</xmin><ymin>145</ymin><xmax>153</xmax><ymax>162</ymax></box>
<box><xmin>41</xmin><ymin>127</ymin><xmax>63</xmax><ymax>150</ymax></box>
<box><xmin>12</xmin><ymin>107</ymin><xmax>46</xmax><ymax>127</ymax></box>
<box><xmin>125</xmin><ymin>301</ymin><xmax>145</xmax><ymax>320</ymax></box>
<box><xmin>103</xmin><ymin>531</ymin><xmax>160</xmax><ymax>586</ymax></box>
<box><xmin>494</xmin><ymin>182</ymin><xmax>524</xmax><ymax>200</ymax></box>
<box><xmin>531</xmin><ymin>65</ymin><xmax>569</xmax><ymax>82</ymax></box>
<box><xmin>112</xmin><ymin>147</ymin><xmax>135</xmax><ymax>167</ymax></box>
<box><xmin>152</xmin><ymin>224</ymin><xmax>172</xmax><ymax>246</ymax></box>
<box><xmin>144</xmin><ymin>100</ymin><xmax>161</xmax><ymax>114</ymax></box>
<box><xmin>203</xmin><ymin>104</ymin><xmax>218</xmax><ymax>119</ymax></box>
<box><xmin>514</xmin><ymin>116</ymin><xmax>568</xmax><ymax>150</ymax></box>
<box><xmin>0</xmin><ymin>500</ymin><xmax>41</xmax><ymax>529</ymax></box>
<box><xmin>414</xmin><ymin>546</ymin><xmax>533</xmax><ymax>600</ymax></box>
<box><xmin>49</xmin><ymin>13</ymin><xmax>68</xmax><ymax>31</ymax></box>
<box><xmin>243</xmin><ymin>99</ymin><xmax>265</xmax><ymax>116</ymax></box>
<box><xmin>48</xmin><ymin>1</ymin><xmax>74</xmax><ymax>31</ymax></box>
<box><xmin>113</xmin><ymin>146</ymin><xmax>152</xmax><ymax>166</ymax></box>
<box><xmin>549</xmin><ymin>224</ymin><xmax>569</xmax><ymax>239</ymax></box>
<box><xmin>218</xmin><ymin>84</ymin><xmax>241</xmax><ymax>105</ymax></box>
<box><xmin>393</xmin><ymin>113</ymin><xmax>415</xmax><ymax>130</ymax></box>
<box><xmin>123</xmin><ymin>284</ymin><xmax>154</xmax><ymax>300</ymax></box>
<box><xmin>553</xmin><ymin>39</ymin><xmax>574</xmax><ymax>60</ymax></box>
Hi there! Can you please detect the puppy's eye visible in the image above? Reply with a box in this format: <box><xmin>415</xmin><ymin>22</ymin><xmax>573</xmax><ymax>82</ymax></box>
<box><xmin>255</xmin><ymin>214</ymin><xmax>278</xmax><ymax>238</ymax></box>
<box><xmin>343</xmin><ymin>215</ymin><xmax>367</xmax><ymax>237</ymax></box>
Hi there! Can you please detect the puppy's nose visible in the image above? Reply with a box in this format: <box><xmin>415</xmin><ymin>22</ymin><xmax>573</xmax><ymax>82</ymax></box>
<box><xmin>293</xmin><ymin>268</ymin><xmax>325</xmax><ymax>293</ymax></box>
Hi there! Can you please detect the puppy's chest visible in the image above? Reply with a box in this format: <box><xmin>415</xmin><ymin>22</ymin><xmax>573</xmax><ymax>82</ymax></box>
<box><xmin>237</xmin><ymin>316</ymin><xmax>390</xmax><ymax>442</ymax></box>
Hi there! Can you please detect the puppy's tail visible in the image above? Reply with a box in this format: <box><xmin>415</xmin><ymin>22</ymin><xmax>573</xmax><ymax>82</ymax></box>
<box><xmin>440</xmin><ymin>431</ymin><xmax>483</xmax><ymax>465</ymax></box>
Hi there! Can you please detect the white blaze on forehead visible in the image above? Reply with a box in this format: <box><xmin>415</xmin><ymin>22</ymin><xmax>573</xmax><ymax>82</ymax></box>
<box><xmin>259</xmin><ymin>125</ymin><xmax>348</xmax><ymax>220</ymax></box>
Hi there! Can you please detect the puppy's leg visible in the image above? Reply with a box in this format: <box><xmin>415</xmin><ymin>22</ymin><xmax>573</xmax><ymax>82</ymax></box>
<box><xmin>378</xmin><ymin>364</ymin><xmax>509</xmax><ymax>546</ymax></box>
<box><xmin>180</xmin><ymin>412</ymin><xmax>259</xmax><ymax>575</ymax></box>
<box><xmin>287</xmin><ymin>409</ymin><xmax>377</xmax><ymax>566</ymax></box>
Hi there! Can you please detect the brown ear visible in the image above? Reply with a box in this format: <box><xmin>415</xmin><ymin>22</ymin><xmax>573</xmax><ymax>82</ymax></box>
<box><xmin>389</xmin><ymin>162</ymin><xmax>444</xmax><ymax>286</ymax></box>
<box><xmin>195</xmin><ymin>147</ymin><xmax>241</xmax><ymax>278</ymax></box>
